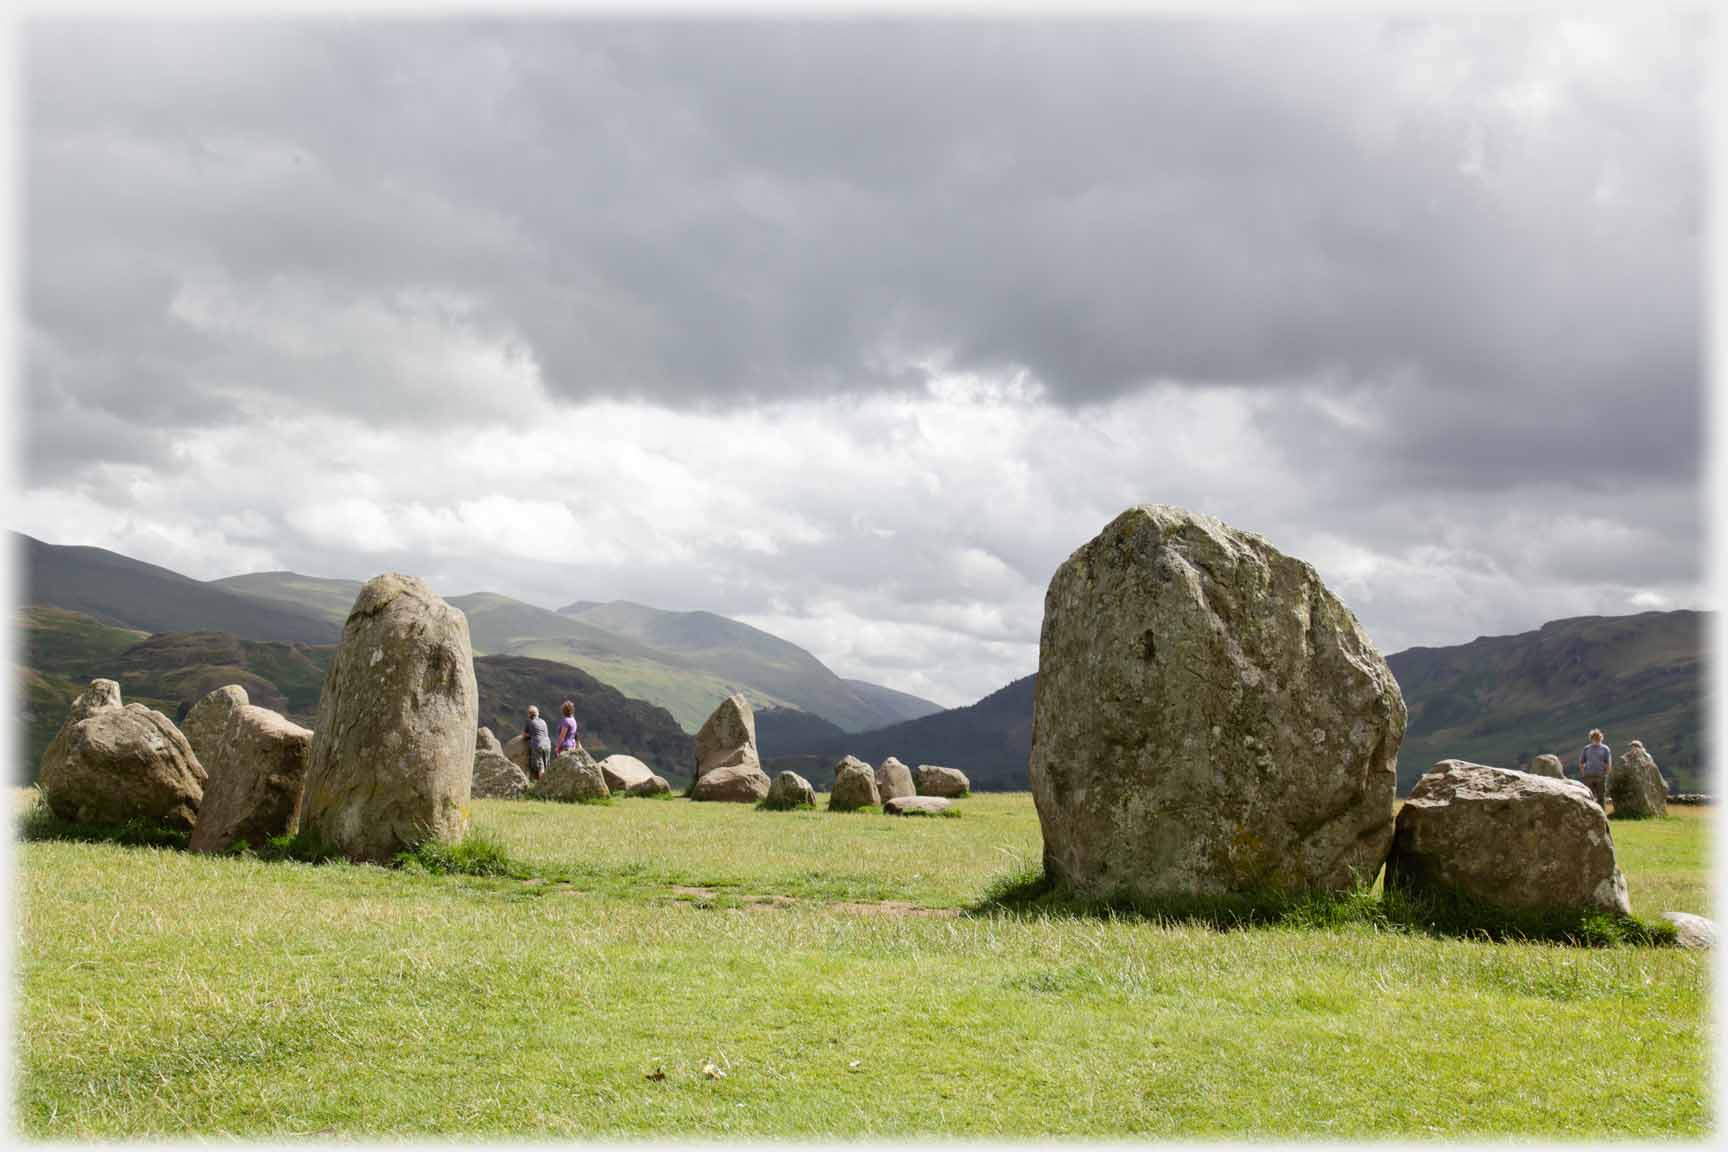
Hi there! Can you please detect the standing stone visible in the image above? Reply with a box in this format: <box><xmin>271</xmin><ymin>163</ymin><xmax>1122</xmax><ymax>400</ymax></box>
<box><xmin>764</xmin><ymin>770</ymin><xmax>817</xmax><ymax>810</ymax></box>
<box><xmin>38</xmin><ymin>679</ymin><xmax>206</xmax><ymax>831</ymax></box>
<box><xmin>1609</xmin><ymin>740</ymin><xmax>1668</xmax><ymax>819</ymax></box>
<box><xmin>829</xmin><ymin>756</ymin><xmax>881</xmax><ymax>811</ymax></box>
<box><xmin>188</xmin><ymin>705</ymin><xmax>313</xmax><ymax>852</ymax></box>
<box><xmin>1030</xmin><ymin>505</ymin><xmax>1406</xmax><ymax>899</ymax></box>
<box><xmin>690</xmin><ymin>693</ymin><xmax>771</xmax><ymax>802</ymax></box>
<box><xmin>1527</xmin><ymin>754</ymin><xmax>1565</xmax><ymax>779</ymax></box>
<box><xmin>914</xmin><ymin>764</ymin><xmax>970</xmax><ymax>798</ymax></box>
<box><xmin>875</xmin><ymin>756</ymin><xmax>916</xmax><ymax>802</ymax></box>
<box><xmin>297</xmin><ymin>574</ymin><xmax>479</xmax><ymax>862</ymax></box>
<box><xmin>502</xmin><ymin>733</ymin><xmax>531</xmax><ymax>771</ymax></box>
<box><xmin>183</xmin><ymin>685</ymin><xmax>250</xmax><ymax>767</ymax></box>
<box><xmin>472</xmin><ymin>728</ymin><xmax>531</xmax><ymax>800</ymax></box>
<box><xmin>1386</xmin><ymin>761</ymin><xmax>1630</xmax><ymax>915</ymax></box>
<box><xmin>536</xmin><ymin>746</ymin><xmax>610</xmax><ymax>802</ymax></box>
<box><xmin>599</xmin><ymin>754</ymin><xmax>656</xmax><ymax>793</ymax></box>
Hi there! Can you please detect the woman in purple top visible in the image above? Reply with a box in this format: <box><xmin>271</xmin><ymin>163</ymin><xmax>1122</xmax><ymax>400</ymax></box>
<box><xmin>555</xmin><ymin>700</ymin><xmax>580</xmax><ymax>754</ymax></box>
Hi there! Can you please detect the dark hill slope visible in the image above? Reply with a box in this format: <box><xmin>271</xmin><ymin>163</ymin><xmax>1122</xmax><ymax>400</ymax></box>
<box><xmin>20</xmin><ymin>534</ymin><xmax>336</xmax><ymax>643</ymax></box>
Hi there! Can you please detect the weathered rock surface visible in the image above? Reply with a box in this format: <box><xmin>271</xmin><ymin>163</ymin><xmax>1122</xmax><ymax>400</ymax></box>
<box><xmin>472</xmin><ymin>729</ymin><xmax>531</xmax><ymax>800</ymax></box>
<box><xmin>183</xmin><ymin>685</ymin><xmax>250</xmax><ymax>767</ymax></box>
<box><xmin>690</xmin><ymin>693</ymin><xmax>770</xmax><ymax>801</ymax></box>
<box><xmin>886</xmin><ymin>795</ymin><xmax>954</xmax><ymax>816</ymax></box>
<box><xmin>1609</xmin><ymin>740</ymin><xmax>1667</xmax><ymax>819</ymax></box>
<box><xmin>1528</xmin><ymin>754</ymin><xmax>1565</xmax><ymax>779</ymax></box>
<box><xmin>1661</xmin><ymin>911</ymin><xmax>1715</xmax><ymax>949</ymax></box>
<box><xmin>39</xmin><ymin>679</ymin><xmax>206</xmax><ymax>831</ymax></box>
<box><xmin>829</xmin><ymin>756</ymin><xmax>880</xmax><ymax>811</ymax></box>
<box><xmin>297</xmin><ymin>574</ymin><xmax>479</xmax><ymax>862</ymax></box>
<box><xmin>1030</xmin><ymin>505</ymin><xmax>1406</xmax><ymax>899</ymax></box>
<box><xmin>875</xmin><ymin>757</ymin><xmax>916</xmax><ymax>802</ymax></box>
<box><xmin>503</xmin><ymin>733</ymin><xmax>530</xmax><ymax>771</ymax></box>
<box><xmin>914</xmin><ymin>764</ymin><xmax>970</xmax><ymax>798</ymax></box>
<box><xmin>536</xmin><ymin>746</ymin><xmax>610</xmax><ymax>802</ymax></box>
<box><xmin>1386</xmin><ymin>760</ymin><xmax>1630</xmax><ymax>915</ymax></box>
<box><xmin>627</xmin><ymin>773</ymin><xmax>673</xmax><ymax>797</ymax></box>
<box><xmin>599</xmin><ymin>754</ymin><xmax>656</xmax><ymax>792</ymax></box>
<box><xmin>764</xmin><ymin>770</ymin><xmax>816</xmax><ymax>810</ymax></box>
<box><xmin>188</xmin><ymin>705</ymin><xmax>313</xmax><ymax>852</ymax></box>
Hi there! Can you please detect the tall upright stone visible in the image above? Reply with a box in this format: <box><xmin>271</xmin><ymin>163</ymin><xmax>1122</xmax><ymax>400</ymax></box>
<box><xmin>875</xmin><ymin>756</ymin><xmax>916</xmax><ymax>802</ymax></box>
<box><xmin>1029</xmin><ymin>505</ymin><xmax>1406</xmax><ymax>899</ymax></box>
<box><xmin>183</xmin><ymin>685</ymin><xmax>250</xmax><ymax>767</ymax></box>
<box><xmin>297</xmin><ymin>574</ymin><xmax>478</xmax><ymax>861</ymax></box>
<box><xmin>690</xmin><ymin>692</ymin><xmax>770</xmax><ymax>802</ymax></box>
<box><xmin>1609</xmin><ymin>740</ymin><xmax>1668</xmax><ymax>819</ymax></box>
<box><xmin>188</xmin><ymin>704</ymin><xmax>313</xmax><ymax>853</ymax></box>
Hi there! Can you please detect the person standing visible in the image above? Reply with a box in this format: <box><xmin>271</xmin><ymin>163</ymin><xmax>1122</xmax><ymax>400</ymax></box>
<box><xmin>523</xmin><ymin>705</ymin><xmax>551</xmax><ymax>782</ymax></box>
<box><xmin>555</xmin><ymin>700</ymin><xmax>580</xmax><ymax>755</ymax></box>
<box><xmin>1577</xmin><ymin>729</ymin><xmax>1612</xmax><ymax>809</ymax></box>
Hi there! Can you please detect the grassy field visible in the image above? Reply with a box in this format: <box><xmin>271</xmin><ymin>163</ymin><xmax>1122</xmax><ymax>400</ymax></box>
<box><xmin>12</xmin><ymin>793</ymin><xmax>1713</xmax><ymax>1138</ymax></box>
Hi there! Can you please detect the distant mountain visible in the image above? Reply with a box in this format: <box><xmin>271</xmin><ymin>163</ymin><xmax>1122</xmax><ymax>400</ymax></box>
<box><xmin>1388</xmin><ymin>610</ymin><xmax>1706</xmax><ymax>794</ymax></box>
<box><xmin>842</xmin><ymin>678</ymin><xmax>945</xmax><ymax>724</ymax></box>
<box><xmin>762</xmin><ymin>675</ymin><xmax>1036</xmax><ymax>791</ymax></box>
<box><xmin>559</xmin><ymin>600</ymin><xmax>928</xmax><ymax>732</ymax></box>
<box><xmin>208</xmin><ymin>571</ymin><xmax>363</xmax><ymax>626</ymax></box>
<box><xmin>20</xmin><ymin>534</ymin><xmax>336</xmax><ymax>644</ymax></box>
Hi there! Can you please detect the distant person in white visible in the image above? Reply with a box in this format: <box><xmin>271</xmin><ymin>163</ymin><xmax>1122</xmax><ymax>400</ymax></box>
<box><xmin>1576</xmin><ymin>729</ymin><xmax>1612</xmax><ymax>809</ymax></box>
<box><xmin>523</xmin><ymin>705</ymin><xmax>551</xmax><ymax>782</ymax></box>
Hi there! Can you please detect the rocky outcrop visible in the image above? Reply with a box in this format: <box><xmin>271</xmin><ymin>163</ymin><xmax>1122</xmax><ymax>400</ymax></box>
<box><xmin>188</xmin><ymin>704</ymin><xmax>313</xmax><ymax>852</ymax></box>
<box><xmin>1528</xmin><ymin>754</ymin><xmax>1565</xmax><ymax>779</ymax></box>
<box><xmin>764</xmin><ymin>770</ymin><xmax>817</xmax><ymax>810</ymax></box>
<box><xmin>914</xmin><ymin>764</ymin><xmax>970</xmax><ymax>798</ymax></box>
<box><xmin>875</xmin><ymin>757</ymin><xmax>916</xmax><ymax>802</ymax></box>
<box><xmin>829</xmin><ymin>756</ymin><xmax>880</xmax><ymax>811</ymax></box>
<box><xmin>1609</xmin><ymin>740</ymin><xmax>1667</xmax><ymax>819</ymax></box>
<box><xmin>536</xmin><ymin>746</ymin><xmax>610</xmax><ymax>802</ymax></box>
<box><xmin>886</xmin><ymin>795</ymin><xmax>954</xmax><ymax>816</ymax></box>
<box><xmin>472</xmin><ymin>728</ymin><xmax>531</xmax><ymax>800</ymax></box>
<box><xmin>183</xmin><ymin>685</ymin><xmax>250</xmax><ymax>767</ymax></box>
<box><xmin>599</xmin><ymin>754</ymin><xmax>656</xmax><ymax>793</ymax></box>
<box><xmin>297</xmin><ymin>574</ymin><xmax>479</xmax><ymax>862</ymax></box>
<box><xmin>1386</xmin><ymin>760</ymin><xmax>1630</xmax><ymax>915</ymax></box>
<box><xmin>690</xmin><ymin>693</ymin><xmax>770</xmax><ymax>802</ymax></box>
<box><xmin>1030</xmin><ymin>505</ymin><xmax>1406</xmax><ymax>899</ymax></box>
<box><xmin>39</xmin><ymin>679</ymin><xmax>206</xmax><ymax>831</ymax></box>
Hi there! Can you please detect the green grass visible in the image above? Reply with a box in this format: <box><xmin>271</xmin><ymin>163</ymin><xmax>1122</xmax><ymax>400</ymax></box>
<box><xmin>13</xmin><ymin>792</ymin><xmax>1712</xmax><ymax>1138</ymax></box>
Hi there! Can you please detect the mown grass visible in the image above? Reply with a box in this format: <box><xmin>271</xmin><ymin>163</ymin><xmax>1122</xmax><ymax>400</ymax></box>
<box><xmin>12</xmin><ymin>792</ymin><xmax>1712</xmax><ymax>1138</ymax></box>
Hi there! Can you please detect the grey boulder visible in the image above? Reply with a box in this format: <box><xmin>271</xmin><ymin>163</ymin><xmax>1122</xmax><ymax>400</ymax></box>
<box><xmin>599</xmin><ymin>754</ymin><xmax>656</xmax><ymax>792</ymax></box>
<box><xmin>627</xmin><ymin>773</ymin><xmax>673</xmax><ymax>797</ymax></box>
<box><xmin>1527</xmin><ymin>754</ymin><xmax>1565</xmax><ymax>779</ymax></box>
<box><xmin>38</xmin><ymin>679</ymin><xmax>206</xmax><ymax>831</ymax></box>
<box><xmin>764</xmin><ymin>770</ymin><xmax>817</xmax><ymax>810</ymax></box>
<box><xmin>914</xmin><ymin>764</ymin><xmax>970</xmax><ymax>798</ymax></box>
<box><xmin>1030</xmin><ymin>505</ymin><xmax>1406</xmax><ymax>899</ymax></box>
<box><xmin>1609</xmin><ymin>740</ymin><xmax>1668</xmax><ymax>819</ymax></box>
<box><xmin>1386</xmin><ymin>760</ymin><xmax>1630</xmax><ymax>915</ymax></box>
<box><xmin>1661</xmin><ymin>912</ymin><xmax>1715</xmax><ymax>949</ymax></box>
<box><xmin>188</xmin><ymin>704</ymin><xmax>313</xmax><ymax>853</ymax></box>
<box><xmin>297</xmin><ymin>574</ymin><xmax>479</xmax><ymax>862</ymax></box>
<box><xmin>690</xmin><ymin>693</ymin><xmax>770</xmax><ymax>801</ymax></box>
<box><xmin>829</xmin><ymin>756</ymin><xmax>880</xmax><ymax>811</ymax></box>
<box><xmin>874</xmin><ymin>757</ymin><xmax>916</xmax><ymax>802</ymax></box>
<box><xmin>536</xmin><ymin>747</ymin><xmax>610</xmax><ymax>802</ymax></box>
<box><xmin>885</xmin><ymin>795</ymin><xmax>954</xmax><ymax>816</ymax></box>
<box><xmin>472</xmin><ymin>728</ymin><xmax>531</xmax><ymax>800</ymax></box>
<box><xmin>182</xmin><ymin>685</ymin><xmax>250</xmax><ymax>767</ymax></box>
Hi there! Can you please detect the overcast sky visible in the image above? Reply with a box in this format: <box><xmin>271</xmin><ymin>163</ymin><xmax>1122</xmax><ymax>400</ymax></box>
<box><xmin>12</xmin><ymin>14</ymin><xmax>1706</xmax><ymax>708</ymax></box>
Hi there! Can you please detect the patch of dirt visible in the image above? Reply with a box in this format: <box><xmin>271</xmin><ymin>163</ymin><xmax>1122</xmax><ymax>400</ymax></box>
<box><xmin>830</xmin><ymin>901</ymin><xmax>960</xmax><ymax>920</ymax></box>
<box><xmin>671</xmin><ymin>885</ymin><xmax>717</xmax><ymax>900</ymax></box>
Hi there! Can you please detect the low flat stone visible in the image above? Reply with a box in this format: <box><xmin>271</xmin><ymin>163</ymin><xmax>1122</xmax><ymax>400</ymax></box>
<box><xmin>1661</xmin><ymin>912</ymin><xmax>1715</xmax><ymax>949</ymax></box>
<box><xmin>599</xmin><ymin>754</ymin><xmax>656</xmax><ymax>792</ymax></box>
<box><xmin>885</xmin><ymin>795</ymin><xmax>954</xmax><ymax>816</ymax></box>
<box><xmin>627</xmin><ymin>773</ymin><xmax>672</xmax><ymax>797</ymax></box>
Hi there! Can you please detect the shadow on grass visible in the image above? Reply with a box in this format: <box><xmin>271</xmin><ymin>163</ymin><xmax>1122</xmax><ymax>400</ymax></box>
<box><xmin>972</xmin><ymin>866</ymin><xmax>1680</xmax><ymax>948</ymax></box>
<box><xmin>17</xmin><ymin>803</ymin><xmax>189</xmax><ymax>851</ymax></box>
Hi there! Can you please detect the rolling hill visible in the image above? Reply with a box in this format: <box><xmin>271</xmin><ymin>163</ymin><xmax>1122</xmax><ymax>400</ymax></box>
<box><xmin>843</xmin><ymin>678</ymin><xmax>946</xmax><ymax>724</ymax></box>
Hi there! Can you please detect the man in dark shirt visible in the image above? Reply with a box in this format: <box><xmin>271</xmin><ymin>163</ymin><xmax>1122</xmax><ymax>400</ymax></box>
<box><xmin>1577</xmin><ymin>729</ymin><xmax>1612</xmax><ymax>809</ymax></box>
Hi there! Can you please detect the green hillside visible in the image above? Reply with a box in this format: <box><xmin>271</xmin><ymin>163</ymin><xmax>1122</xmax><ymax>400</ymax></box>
<box><xmin>209</xmin><ymin>571</ymin><xmax>363</xmax><ymax>625</ymax></box>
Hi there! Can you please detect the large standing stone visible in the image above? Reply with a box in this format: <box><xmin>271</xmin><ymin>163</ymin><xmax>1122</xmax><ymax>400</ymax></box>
<box><xmin>1386</xmin><ymin>761</ymin><xmax>1630</xmax><ymax>915</ymax></box>
<box><xmin>1030</xmin><ymin>505</ymin><xmax>1406</xmax><ymax>899</ymax></box>
<box><xmin>183</xmin><ymin>685</ymin><xmax>250</xmax><ymax>767</ymax></box>
<box><xmin>1609</xmin><ymin>740</ymin><xmax>1668</xmax><ymax>819</ymax></box>
<box><xmin>914</xmin><ymin>764</ymin><xmax>970</xmax><ymax>798</ymax></box>
<box><xmin>1527</xmin><ymin>754</ymin><xmax>1565</xmax><ymax>779</ymax></box>
<box><xmin>39</xmin><ymin>679</ymin><xmax>206</xmax><ymax>831</ymax></box>
<box><xmin>829</xmin><ymin>756</ymin><xmax>881</xmax><ymax>811</ymax></box>
<box><xmin>297</xmin><ymin>574</ymin><xmax>479</xmax><ymax>862</ymax></box>
<box><xmin>599</xmin><ymin>754</ymin><xmax>656</xmax><ymax>793</ymax></box>
<box><xmin>690</xmin><ymin>693</ymin><xmax>771</xmax><ymax>802</ymax></box>
<box><xmin>188</xmin><ymin>705</ymin><xmax>313</xmax><ymax>852</ymax></box>
<box><xmin>472</xmin><ymin>728</ymin><xmax>531</xmax><ymax>800</ymax></box>
<box><xmin>875</xmin><ymin>756</ymin><xmax>916</xmax><ymax>802</ymax></box>
<box><xmin>535</xmin><ymin>746</ymin><xmax>610</xmax><ymax>802</ymax></box>
<box><xmin>764</xmin><ymin>770</ymin><xmax>817</xmax><ymax>810</ymax></box>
